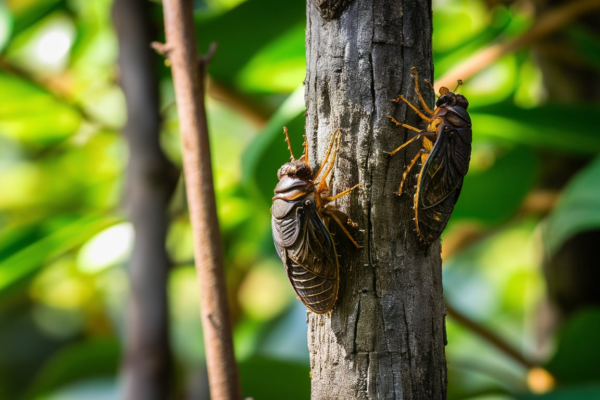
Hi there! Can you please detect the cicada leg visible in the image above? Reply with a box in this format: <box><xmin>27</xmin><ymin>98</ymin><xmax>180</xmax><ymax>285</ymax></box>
<box><xmin>313</xmin><ymin>130</ymin><xmax>340</xmax><ymax>182</ymax></box>
<box><xmin>389</xmin><ymin>116</ymin><xmax>421</xmax><ymax>133</ymax></box>
<box><xmin>393</xmin><ymin>94</ymin><xmax>432</xmax><ymax>123</ymax></box>
<box><xmin>397</xmin><ymin>149</ymin><xmax>430</xmax><ymax>196</ymax></box>
<box><xmin>386</xmin><ymin>124</ymin><xmax>423</xmax><ymax>157</ymax></box>
<box><xmin>316</xmin><ymin>132</ymin><xmax>341</xmax><ymax>193</ymax></box>
<box><xmin>322</xmin><ymin>183</ymin><xmax>361</xmax><ymax>203</ymax></box>
<box><xmin>322</xmin><ymin>207</ymin><xmax>362</xmax><ymax>249</ymax></box>
<box><xmin>300</xmin><ymin>134</ymin><xmax>309</xmax><ymax>165</ymax></box>
<box><xmin>410</xmin><ymin>67</ymin><xmax>434</xmax><ymax>115</ymax></box>
<box><xmin>424</xmin><ymin>79</ymin><xmax>436</xmax><ymax>97</ymax></box>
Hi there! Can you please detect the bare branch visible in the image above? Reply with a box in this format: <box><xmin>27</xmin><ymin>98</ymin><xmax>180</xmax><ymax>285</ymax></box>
<box><xmin>160</xmin><ymin>1</ymin><xmax>242</xmax><ymax>399</ymax></box>
<box><xmin>436</xmin><ymin>0</ymin><xmax>600</xmax><ymax>89</ymax></box>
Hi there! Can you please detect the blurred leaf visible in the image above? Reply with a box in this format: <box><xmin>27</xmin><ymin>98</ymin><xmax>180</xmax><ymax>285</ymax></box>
<box><xmin>236</xmin><ymin>22</ymin><xmax>305</xmax><ymax>93</ymax></box>
<box><xmin>8</xmin><ymin>0</ymin><xmax>66</xmax><ymax>37</ymax></box>
<box><xmin>44</xmin><ymin>379</ymin><xmax>117</xmax><ymax>400</ymax></box>
<box><xmin>566</xmin><ymin>25</ymin><xmax>600</xmax><ymax>71</ymax></box>
<box><xmin>197</xmin><ymin>0</ymin><xmax>305</xmax><ymax>85</ymax></box>
<box><xmin>543</xmin><ymin>156</ymin><xmax>600</xmax><ymax>255</ymax></box>
<box><xmin>516</xmin><ymin>384</ymin><xmax>600</xmax><ymax>400</ymax></box>
<box><xmin>544</xmin><ymin>308</ymin><xmax>600</xmax><ymax>384</ymax></box>
<box><xmin>0</xmin><ymin>1</ymin><xmax>13</xmax><ymax>51</ymax></box>
<box><xmin>257</xmin><ymin>302</ymin><xmax>309</xmax><ymax>363</ymax></box>
<box><xmin>240</xmin><ymin>356</ymin><xmax>310</xmax><ymax>400</ymax></box>
<box><xmin>242</xmin><ymin>86</ymin><xmax>305</xmax><ymax>205</ymax></box>
<box><xmin>0</xmin><ymin>71</ymin><xmax>81</xmax><ymax>145</ymax></box>
<box><xmin>22</xmin><ymin>338</ymin><xmax>119</xmax><ymax>400</ymax></box>
<box><xmin>471</xmin><ymin>104</ymin><xmax>600</xmax><ymax>155</ymax></box>
<box><xmin>452</xmin><ymin>145</ymin><xmax>537</xmax><ymax>224</ymax></box>
<box><xmin>0</xmin><ymin>215</ymin><xmax>119</xmax><ymax>292</ymax></box>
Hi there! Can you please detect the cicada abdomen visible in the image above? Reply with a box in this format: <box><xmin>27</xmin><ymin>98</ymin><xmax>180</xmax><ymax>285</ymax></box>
<box><xmin>388</xmin><ymin>67</ymin><xmax>472</xmax><ymax>245</ymax></box>
<box><xmin>271</xmin><ymin>129</ymin><xmax>360</xmax><ymax>314</ymax></box>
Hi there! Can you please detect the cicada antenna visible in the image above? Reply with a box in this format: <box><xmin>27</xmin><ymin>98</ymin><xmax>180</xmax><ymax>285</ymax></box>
<box><xmin>283</xmin><ymin>127</ymin><xmax>296</xmax><ymax>162</ymax></box>
<box><xmin>453</xmin><ymin>79</ymin><xmax>463</xmax><ymax>93</ymax></box>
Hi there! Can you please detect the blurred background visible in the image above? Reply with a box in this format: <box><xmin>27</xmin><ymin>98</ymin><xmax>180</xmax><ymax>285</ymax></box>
<box><xmin>0</xmin><ymin>0</ymin><xmax>599</xmax><ymax>399</ymax></box>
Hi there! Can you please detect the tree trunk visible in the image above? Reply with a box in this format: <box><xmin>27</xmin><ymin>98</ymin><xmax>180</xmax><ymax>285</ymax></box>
<box><xmin>113</xmin><ymin>1</ymin><xmax>178</xmax><ymax>398</ymax></box>
<box><xmin>304</xmin><ymin>1</ymin><xmax>447</xmax><ymax>399</ymax></box>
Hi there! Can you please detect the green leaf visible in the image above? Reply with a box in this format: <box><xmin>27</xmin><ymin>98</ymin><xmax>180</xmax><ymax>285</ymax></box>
<box><xmin>0</xmin><ymin>215</ymin><xmax>119</xmax><ymax>292</ymax></box>
<box><xmin>8</xmin><ymin>0</ymin><xmax>66</xmax><ymax>37</ymax></box>
<box><xmin>196</xmin><ymin>0</ymin><xmax>305</xmax><ymax>85</ymax></box>
<box><xmin>242</xmin><ymin>86</ymin><xmax>305</xmax><ymax>205</ymax></box>
<box><xmin>21</xmin><ymin>338</ymin><xmax>119</xmax><ymax>400</ymax></box>
<box><xmin>516</xmin><ymin>385</ymin><xmax>600</xmax><ymax>400</ymax></box>
<box><xmin>470</xmin><ymin>103</ymin><xmax>600</xmax><ymax>155</ymax></box>
<box><xmin>0</xmin><ymin>71</ymin><xmax>81</xmax><ymax>145</ymax></box>
<box><xmin>543</xmin><ymin>156</ymin><xmax>600</xmax><ymax>255</ymax></box>
<box><xmin>0</xmin><ymin>1</ymin><xmax>13</xmax><ymax>51</ymax></box>
<box><xmin>544</xmin><ymin>308</ymin><xmax>600</xmax><ymax>384</ymax></box>
<box><xmin>236</xmin><ymin>22</ymin><xmax>305</xmax><ymax>93</ymax></box>
<box><xmin>565</xmin><ymin>25</ymin><xmax>600</xmax><ymax>71</ymax></box>
<box><xmin>451</xmin><ymin>145</ymin><xmax>537</xmax><ymax>224</ymax></box>
<box><xmin>240</xmin><ymin>356</ymin><xmax>310</xmax><ymax>400</ymax></box>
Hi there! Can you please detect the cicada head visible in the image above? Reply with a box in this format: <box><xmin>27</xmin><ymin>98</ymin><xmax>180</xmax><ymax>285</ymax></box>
<box><xmin>436</xmin><ymin>90</ymin><xmax>469</xmax><ymax>111</ymax></box>
<box><xmin>274</xmin><ymin>160</ymin><xmax>314</xmax><ymax>194</ymax></box>
<box><xmin>277</xmin><ymin>160</ymin><xmax>313</xmax><ymax>181</ymax></box>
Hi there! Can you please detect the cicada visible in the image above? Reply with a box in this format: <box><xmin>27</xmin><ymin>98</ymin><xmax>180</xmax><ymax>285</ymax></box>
<box><xmin>388</xmin><ymin>67</ymin><xmax>472</xmax><ymax>245</ymax></box>
<box><xmin>271</xmin><ymin>128</ymin><xmax>360</xmax><ymax>314</ymax></box>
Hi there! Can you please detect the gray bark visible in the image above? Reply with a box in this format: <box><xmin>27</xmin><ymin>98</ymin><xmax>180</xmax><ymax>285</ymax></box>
<box><xmin>304</xmin><ymin>1</ymin><xmax>447</xmax><ymax>399</ymax></box>
<box><xmin>113</xmin><ymin>1</ymin><xmax>178</xmax><ymax>398</ymax></box>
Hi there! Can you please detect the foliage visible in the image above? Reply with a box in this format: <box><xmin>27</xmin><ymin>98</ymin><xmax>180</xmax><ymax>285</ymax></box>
<box><xmin>0</xmin><ymin>0</ymin><xmax>599</xmax><ymax>399</ymax></box>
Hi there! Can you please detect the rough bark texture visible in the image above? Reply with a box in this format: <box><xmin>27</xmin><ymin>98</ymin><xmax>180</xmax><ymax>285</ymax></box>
<box><xmin>161</xmin><ymin>1</ymin><xmax>242</xmax><ymax>399</ymax></box>
<box><xmin>113</xmin><ymin>0</ymin><xmax>178</xmax><ymax>398</ymax></box>
<box><xmin>305</xmin><ymin>1</ymin><xmax>447</xmax><ymax>399</ymax></box>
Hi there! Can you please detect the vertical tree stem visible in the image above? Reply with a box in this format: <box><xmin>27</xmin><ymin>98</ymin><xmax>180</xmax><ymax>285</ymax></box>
<box><xmin>114</xmin><ymin>1</ymin><xmax>178</xmax><ymax>398</ymax></box>
<box><xmin>161</xmin><ymin>1</ymin><xmax>241</xmax><ymax>399</ymax></box>
<box><xmin>305</xmin><ymin>1</ymin><xmax>447</xmax><ymax>399</ymax></box>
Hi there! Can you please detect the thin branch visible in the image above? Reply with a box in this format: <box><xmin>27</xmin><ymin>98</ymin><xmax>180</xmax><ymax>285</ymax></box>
<box><xmin>0</xmin><ymin>58</ymin><xmax>111</xmax><ymax>130</ymax></box>
<box><xmin>445</xmin><ymin>301</ymin><xmax>537</xmax><ymax>369</ymax></box>
<box><xmin>159</xmin><ymin>1</ymin><xmax>242</xmax><ymax>400</ymax></box>
<box><xmin>436</xmin><ymin>0</ymin><xmax>600</xmax><ymax>89</ymax></box>
<box><xmin>207</xmin><ymin>79</ymin><xmax>269</xmax><ymax>128</ymax></box>
<box><xmin>442</xmin><ymin>189</ymin><xmax>559</xmax><ymax>260</ymax></box>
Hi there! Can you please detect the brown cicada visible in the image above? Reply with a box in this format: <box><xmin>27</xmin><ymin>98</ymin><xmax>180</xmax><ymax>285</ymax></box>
<box><xmin>388</xmin><ymin>67</ymin><xmax>472</xmax><ymax>245</ymax></box>
<box><xmin>271</xmin><ymin>128</ymin><xmax>360</xmax><ymax>314</ymax></box>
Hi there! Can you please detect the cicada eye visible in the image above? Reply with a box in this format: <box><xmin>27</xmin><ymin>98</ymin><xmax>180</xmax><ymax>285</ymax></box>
<box><xmin>305</xmin><ymin>200</ymin><xmax>312</xmax><ymax>206</ymax></box>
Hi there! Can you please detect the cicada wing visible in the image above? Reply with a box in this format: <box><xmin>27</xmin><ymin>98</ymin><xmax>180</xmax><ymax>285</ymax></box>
<box><xmin>287</xmin><ymin>204</ymin><xmax>339</xmax><ymax>313</ymax></box>
<box><xmin>416</xmin><ymin>123</ymin><xmax>472</xmax><ymax>243</ymax></box>
<box><xmin>271</xmin><ymin>197</ymin><xmax>339</xmax><ymax>313</ymax></box>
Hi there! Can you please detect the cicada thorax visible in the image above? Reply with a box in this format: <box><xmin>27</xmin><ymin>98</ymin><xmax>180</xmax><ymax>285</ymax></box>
<box><xmin>271</xmin><ymin>164</ymin><xmax>340</xmax><ymax>314</ymax></box>
<box><xmin>414</xmin><ymin>93</ymin><xmax>472</xmax><ymax>244</ymax></box>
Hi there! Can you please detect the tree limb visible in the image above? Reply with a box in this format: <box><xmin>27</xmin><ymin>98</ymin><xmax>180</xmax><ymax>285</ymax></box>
<box><xmin>113</xmin><ymin>0</ymin><xmax>179</xmax><ymax>398</ymax></box>
<box><xmin>159</xmin><ymin>1</ymin><xmax>242</xmax><ymax>399</ymax></box>
<box><xmin>436</xmin><ymin>0</ymin><xmax>600</xmax><ymax>89</ymax></box>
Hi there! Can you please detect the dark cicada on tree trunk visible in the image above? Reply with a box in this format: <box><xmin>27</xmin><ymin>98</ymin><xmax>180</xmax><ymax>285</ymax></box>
<box><xmin>389</xmin><ymin>68</ymin><xmax>472</xmax><ymax>244</ymax></box>
<box><xmin>271</xmin><ymin>128</ymin><xmax>360</xmax><ymax>314</ymax></box>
